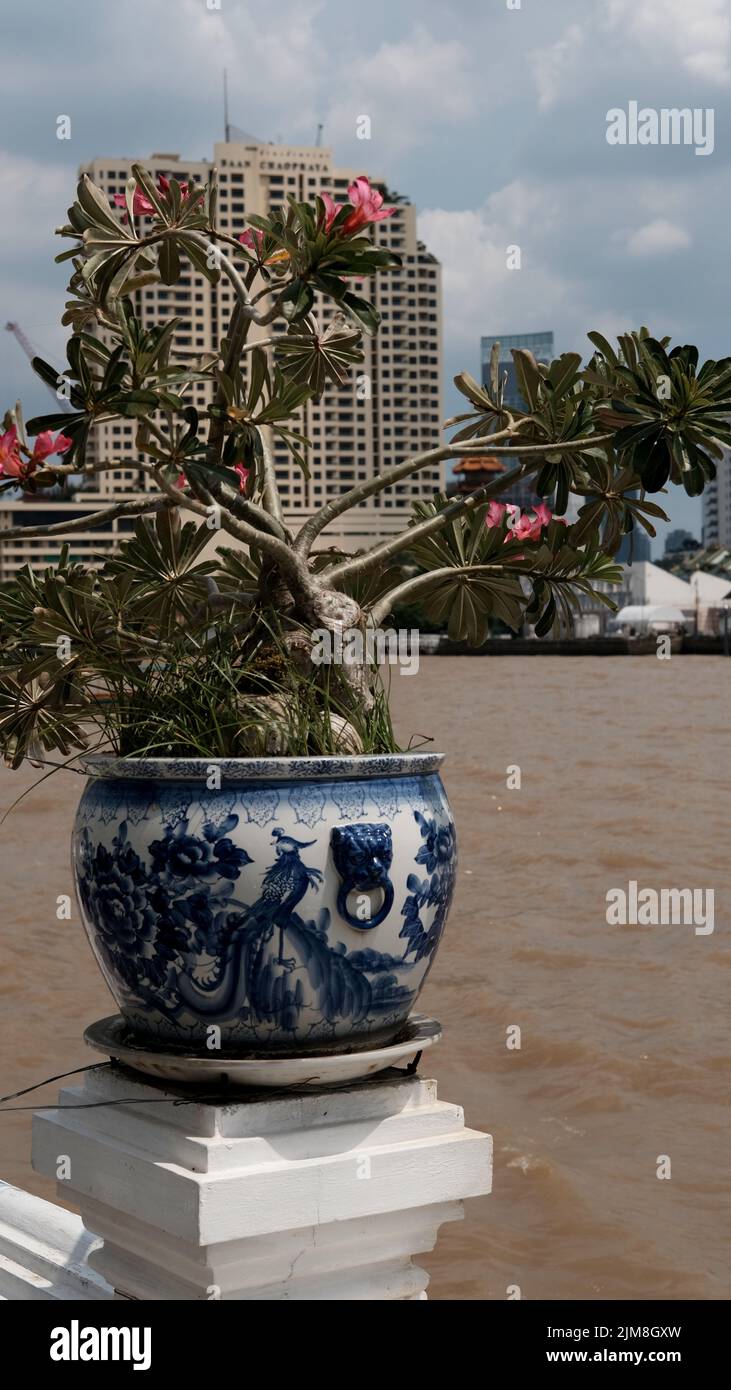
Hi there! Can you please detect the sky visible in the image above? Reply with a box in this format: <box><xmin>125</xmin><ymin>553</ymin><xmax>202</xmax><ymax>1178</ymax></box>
<box><xmin>2</xmin><ymin>0</ymin><xmax>731</xmax><ymax>550</ymax></box>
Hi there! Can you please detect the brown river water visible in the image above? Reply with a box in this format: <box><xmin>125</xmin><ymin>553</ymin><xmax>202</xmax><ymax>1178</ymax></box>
<box><xmin>0</xmin><ymin>656</ymin><xmax>728</xmax><ymax>1301</ymax></box>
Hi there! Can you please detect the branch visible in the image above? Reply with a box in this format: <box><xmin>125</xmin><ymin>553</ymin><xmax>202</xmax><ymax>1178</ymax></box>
<box><xmin>321</xmin><ymin>432</ymin><xmax>614</xmax><ymax>587</ymax></box>
<box><xmin>150</xmin><ymin>443</ymin><xmax>289</xmax><ymax>544</ymax></box>
<box><xmin>203</xmin><ymin>278</ymin><xmax>257</xmax><ymax>470</ymax></box>
<box><xmin>136</xmin><ymin>414</ymin><xmax>284</xmax><ymax>539</ymax></box>
<box><xmin>294</xmin><ymin>429</ymin><xmax>611</xmax><ymax>557</ymax></box>
<box><xmin>324</xmin><ymin>463</ymin><xmax>531</xmax><ymax>587</ymax></box>
<box><xmin>242</xmin><ymin>337</ymin><xmax>276</xmax><ymax>354</ymax></box>
<box><xmin>0</xmin><ymin>494</ymin><xmax>177</xmax><ymax>544</ymax></box>
<box><xmin>151</xmin><ymin>466</ymin><xmax>212</xmax><ymax>520</ymax></box>
<box><xmin>177</xmin><ymin>233</ymin><xmax>260</xmax><ymax>322</ymax></box>
<box><xmin>209</xmin><ymin>476</ymin><xmax>289</xmax><ymax>542</ymax></box>
<box><xmin>20</xmin><ymin>458</ymin><xmax>137</xmax><ymax>479</ymax></box>
<box><xmin>440</xmin><ymin>432</ymin><xmax>614</xmax><ymax>457</ymax></box>
<box><xmin>175</xmin><ymin>467</ymin><xmax>312</xmax><ymax>598</ymax></box>
<box><xmin>178</xmin><ymin>232</ymin><xmax>296</xmax><ymax>328</ymax></box>
<box><xmin>260</xmin><ymin>431</ymin><xmax>285</xmax><ymax>528</ymax></box>
<box><xmin>138</xmin><ymin>415</ymin><xmax>287</xmax><ymax>541</ymax></box>
<box><xmin>293</xmin><ymin>444</ymin><xmax>456</xmax><ymax>556</ymax></box>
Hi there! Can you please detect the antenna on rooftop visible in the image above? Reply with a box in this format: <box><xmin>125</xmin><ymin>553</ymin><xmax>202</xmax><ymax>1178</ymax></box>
<box><xmin>315</xmin><ymin>123</ymin><xmax>323</xmax><ymax>147</ymax></box>
<box><xmin>223</xmin><ymin>69</ymin><xmax>230</xmax><ymax>143</ymax></box>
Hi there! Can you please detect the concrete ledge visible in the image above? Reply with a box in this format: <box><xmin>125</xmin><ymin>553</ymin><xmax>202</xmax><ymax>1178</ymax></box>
<box><xmin>30</xmin><ymin>1064</ymin><xmax>492</xmax><ymax>1300</ymax></box>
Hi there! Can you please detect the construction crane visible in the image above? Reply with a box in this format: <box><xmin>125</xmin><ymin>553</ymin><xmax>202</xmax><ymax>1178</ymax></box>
<box><xmin>4</xmin><ymin>321</ymin><xmax>74</xmax><ymax>412</ymax></box>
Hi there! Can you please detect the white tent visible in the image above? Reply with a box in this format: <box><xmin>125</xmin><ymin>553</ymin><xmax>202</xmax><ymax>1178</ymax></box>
<box><xmin>690</xmin><ymin>570</ymin><xmax>731</xmax><ymax>604</ymax></box>
<box><xmin>612</xmin><ymin>604</ymin><xmax>689</xmax><ymax>633</ymax></box>
<box><xmin>626</xmin><ymin>562</ymin><xmax>695</xmax><ymax>609</ymax></box>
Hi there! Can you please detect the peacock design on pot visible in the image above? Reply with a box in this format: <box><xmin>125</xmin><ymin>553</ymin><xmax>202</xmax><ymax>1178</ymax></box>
<box><xmin>72</xmin><ymin>755</ymin><xmax>456</xmax><ymax>1053</ymax></box>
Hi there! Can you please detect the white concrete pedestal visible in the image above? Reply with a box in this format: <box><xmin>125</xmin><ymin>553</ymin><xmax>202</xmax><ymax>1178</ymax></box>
<box><xmin>31</xmin><ymin>1063</ymin><xmax>491</xmax><ymax>1300</ymax></box>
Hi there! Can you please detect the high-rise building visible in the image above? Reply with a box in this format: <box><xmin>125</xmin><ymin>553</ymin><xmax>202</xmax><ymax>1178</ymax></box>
<box><xmin>616</xmin><ymin>529</ymin><xmax>652</xmax><ymax>564</ymax></box>
<box><xmin>478</xmin><ymin>331</ymin><xmax>558</xmax><ymax>513</ymax></box>
<box><xmin>702</xmin><ymin>449</ymin><xmax>731</xmax><ymax>548</ymax></box>
<box><xmin>480</xmin><ymin>331</ymin><xmax>554</xmax><ymax>411</ymax></box>
<box><xmin>0</xmin><ymin>138</ymin><xmax>442</xmax><ymax>579</ymax></box>
<box><xmin>664</xmin><ymin>528</ymin><xmax>700</xmax><ymax>556</ymax></box>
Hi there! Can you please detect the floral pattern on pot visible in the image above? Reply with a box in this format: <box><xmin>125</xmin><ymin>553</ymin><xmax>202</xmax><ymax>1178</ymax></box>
<box><xmin>72</xmin><ymin>759</ymin><xmax>456</xmax><ymax>1053</ymax></box>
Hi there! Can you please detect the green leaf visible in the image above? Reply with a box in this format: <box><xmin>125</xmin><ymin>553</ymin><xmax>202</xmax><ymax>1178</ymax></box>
<box><xmin>453</xmin><ymin>371</ymin><xmax>492</xmax><ymax>410</ymax></box>
<box><xmin>247</xmin><ymin>346</ymin><xmax>269</xmax><ymax>412</ymax></box>
<box><xmin>337</xmin><ymin>290</ymin><xmax>380</xmax><ymax>335</ymax></box>
<box><xmin>180</xmin><ymin>234</ymin><xmax>221</xmax><ymax>286</ymax></box>
<box><xmin>77</xmin><ymin>175</ymin><xmax>128</xmax><ymax>235</ymax></box>
<box><xmin>490</xmin><ymin>342</ymin><xmax>501</xmax><ymax>400</ymax></box>
<box><xmin>158</xmin><ymin>237</ymin><xmax>181</xmax><ymax>286</ymax></box>
<box><xmin>31</xmin><ymin>356</ymin><xmax>83</xmax><ymax>409</ymax></box>
<box><xmin>586</xmin><ymin>331</ymin><xmax>619</xmax><ymax>366</ymax></box>
<box><xmin>124</xmin><ymin>177</ymin><xmax>138</xmax><ymax>226</ymax></box>
<box><xmin>546</xmin><ymin>352</ymin><xmax>582</xmax><ymax>398</ymax></box>
<box><xmin>511</xmin><ymin>348</ymin><xmax>542</xmax><ymax>410</ymax></box>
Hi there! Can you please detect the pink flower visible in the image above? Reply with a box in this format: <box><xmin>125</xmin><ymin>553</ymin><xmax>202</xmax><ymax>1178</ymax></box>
<box><xmin>532</xmin><ymin>501</ymin><xmax>553</xmax><ymax>528</ymax></box>
<box><xmin>1</xmin><ymin>426</ymin><xmax>73</xmax><ymax>482</ymax></box>
<box><xmin>234</xmin><ymin>462</ymin><xmax>250</xmax><ymax>493</ymax></box>
<box><xmin>319</xmin><ymin>177</ymin><xmax>395</xmax><ymax>238</ymax></box>
<box><xmin>30</xmin><ymin>430</ymin><xmax>72</xmax><ymax>464</ymax></box>
<box><xmin>487</xmin><ymin>500</ymin><xmax>548</xmax><ymax>545</ymax></box>
<box><xmin>512</xmin><ymin>513</ymin><xmax>543</xmax><ymax>542</ymax></box>
<box><xmin>343</xmin><ymin>177</ymin><xmax>395</xmax><ymax>234</ymax></box>
<box><xmin>320</xmin><ymin>191</ymin><xmax>340</xmax><ymax>233</ymax></box>
<box><xmin>239</xmin><ymin>227</ymin><xmax>264</xmax><ymax>254</ymax></box>
<box><xmin>504</xmin><ymin>503</ymin><xmax>568</xmax><ymax>544</ymax></box>
<box><xmin>238</xmin><ymin>228</ymin><xmax>290</xmax><ymax>266</ymax></box>
<box><xmin>114</xmin><ymin>175</ymin><xmax>201</xmax><ymax>220</ymax></box>
<box><xmin>0</xmin><ymin>425</ymin><xmax>23</xmax><ymax>477</ymax></box>
<box><xmin>114</xmin><ymin>187</ymin><xmax>156</xmax><ymax>217</ymax></box>
<box><xmin>176</xmin><ymin>464</ymin><xmax>248</xmax><ymax>494</ymax></box>
<box><xmin>486</xmin><ymin>500</ymin><xmax>507</xmax><ymax>528</ymax></box>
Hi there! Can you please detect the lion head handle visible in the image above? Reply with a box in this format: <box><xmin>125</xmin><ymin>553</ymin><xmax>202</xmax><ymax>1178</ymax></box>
<box><xmin>331</xmin><ymin>823</ymin><xmax>394</xmax><ymax>931</ymax></box>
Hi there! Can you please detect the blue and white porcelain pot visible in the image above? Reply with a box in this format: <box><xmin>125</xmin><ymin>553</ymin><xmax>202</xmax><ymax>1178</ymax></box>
<box><xmin>72</xmin><ymin>754</ymin><xmax>457</xmax><ymax>1054</ymax></box>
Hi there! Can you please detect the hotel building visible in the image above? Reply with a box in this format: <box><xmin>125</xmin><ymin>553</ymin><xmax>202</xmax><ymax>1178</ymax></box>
<box><xmin>0</xmin><ymin>138</ymin><xmax>442</xmax><ymax>579</ymax></box>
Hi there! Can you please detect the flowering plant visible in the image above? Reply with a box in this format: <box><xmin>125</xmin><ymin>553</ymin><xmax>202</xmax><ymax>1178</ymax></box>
<box><xmin>0</xmin><ymin>165</ymin><xmax>727</xmax><ymax>767</ymax></box>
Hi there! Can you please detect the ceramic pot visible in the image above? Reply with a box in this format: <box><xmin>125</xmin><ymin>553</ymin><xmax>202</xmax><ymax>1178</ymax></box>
<box><xmin>72</xmin><ymin>754</ymin><xmax>457</xmax><ymax>1054</ymax></box>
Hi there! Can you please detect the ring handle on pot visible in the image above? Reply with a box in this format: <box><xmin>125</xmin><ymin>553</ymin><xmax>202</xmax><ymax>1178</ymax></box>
<box><xmin>331</xmin><ymin>823</ymin><xmax>394</xmax><ymax>931</ymax></box>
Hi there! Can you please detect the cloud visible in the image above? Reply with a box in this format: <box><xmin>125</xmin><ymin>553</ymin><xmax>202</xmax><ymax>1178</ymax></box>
<box><xmin>529</xmin><ymin>0</ymin><xmax>731</xmax><ymax>114</ymax></box>
<box><xmin>530</xmin><ymin>24</ymin><xmax>585</xmax><ymax>113</ymax></box>
<box><xmin>0</xmin><ymin>151</ymin><xmax>73</xmax><ymax>260</ymax></box>
<box><xmin>0</xmin><ymin>152</ymin><xmax>83</xmax><ymax>416</ymax></box>
<box><xmin>325</xmin><ymin>25</ymin><xmax>475</xmax><ymax>154</ymax></box>
<box><xmin>419</xmin><ymin>182</ymin><xmax>591</xmax><ymax>363</ymax></box>
<box><xmin>0</xmin><ymin>0</ymin><xmax>327</xmax><ymax>155</ymax></box>
<box><xmin>620</xmin><ymin>219</ymin><xmax>692</xmax><ymax>257</ymax></box>
<box><xmin>419</xmin><ymin>170</ymin><xmax>722</xmax><ymax>373</ymax></box>
<box><xmin>418</xmin><ymin>173</ymin><xmax>712</xmax><ymax>543</ymax></box>
<box><xmin>0</xmin><ymin>0</ymin><xmax>721</xmax><ymax>544</ymax></box>
<box><xmin>604</xmin><ymin>0</ymin><xmax>731</xmax><ymax>86</ymax></box>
